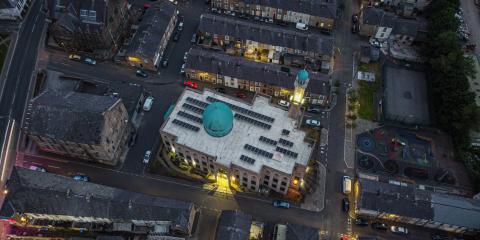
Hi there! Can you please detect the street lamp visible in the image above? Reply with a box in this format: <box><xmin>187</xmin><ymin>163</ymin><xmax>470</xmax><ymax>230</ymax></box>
<box><xmin>2</xmin><ymin>189</ymin><xmax>8</xmax><ymax>194</ymax></box>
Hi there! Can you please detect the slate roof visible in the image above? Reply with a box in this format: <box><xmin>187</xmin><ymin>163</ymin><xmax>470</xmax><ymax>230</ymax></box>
<box><xmin>198</xmin><ymin>14</ymin><xmax>334</xmax><ymax>55</ymax></box>
<box><xmin>0</xmin><ymin>167</ymin><xmax>197</xmax><ymax>232</ymax></box>
<box><xmin>361</xmin><ymin>7</ymin><xmax>427</xmax><ymax>37</ymax></box>
<box><xmin>186</xmin><ymin>48</ymin><xmax>330</xmax><ymax>95</ymax></box>
<box><xmin>285</xmin><ymin>223</ymin><xmax>320</xmax><ymax>240</ymax></box>
<box><xmin>216</xmin><ymin>210</ymin><xmax>252</xmax><ymax>240</ymax></box>
<box><xmin>359</xmin><ymin>178</ymin><xmax>480</xmax><ymax>230</ymax></box>
<box><xmin>48</xmin><ymin>0</ymin><xmax>107</xmax><ymax>32</ymax></box>
<box><xmin>127</xmin><ymin>1</ymin><xmax>176</xmax><ymax>60</ymax></box>
<box><xmin>24</xmin><ymin>91</ymin><xmax>120</xmax><ymax>144</ymax></box>
<box><xmin>243</xmin><ymin>0</ymin><xmax>337</xmax><ymax>19</ymax></box>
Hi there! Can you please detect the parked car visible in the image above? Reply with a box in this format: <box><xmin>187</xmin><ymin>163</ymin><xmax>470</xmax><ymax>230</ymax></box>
<box><xmin>354</xmin><ymin>218</ymin><xmax>368</xmax><ymax>226</ymax></box>
<box><xmin>168</xmin><ymin>0</ymin><xmax>177</xmax><ymax>5</ymax></box>
<box><xmin>136</xmin><ymin>69</ymin><xmax>148</xmax><ymax>78</ymax></box>
<box><xmin>342</xmin><ymin>198</ymin><xmax>350</xmax><ymax>212</ymax></box>
<box><xmin>177</xmin><ymin>22</ymin><xmax>184</xmax><ymax>31</ymax></box>
<box><xmin>29</xmin><ymin>165</ymin><xmax>46</xmax><ymax>172</ymax></box>
<box><xmin>253</xmin><ymin>16</ymin><xmax>260</xmax><ymax>21</ymax></box>
<box><xmin>305</xmin><ymin>119</ymin><xmax>321</xmax><ymax>127</ymax></box>
<box><xmin>235</xmin><ymin>92</ymin><xmax>247</xmax><ymax>98</ymax></box>
<box><xmin>295</xmin><ymin>22</ymin><xmax>308</xmax><ymax>30</ymax></box>
<box><xmin>278</xmin><ymin>100</ymin><xmax>290</xmax><ymax>107</ymax></box>
<box><xmin>431</xmin><ymin>234</ymin><xmax>449</xmax><ymax>240</ymax></box>
<box><xmin>180</xmin><ymin>63</ymin><xmax>185</xmax><ymax>74</ymax></box>
<box><xmin>371</xmin><ymin>222</ymin><xmax>388</xmax><ymax>230</ymax></box>
<box><xmin>306</xmin><ymin>107</ymin><xmax>321</xmax><ymax>114</ymax></box>
<box><xmin>183</xmin><ymin>52</ymin><xmax>188</xmax><ymax>62</ymax></box>
<box><xmin>238</xmin><ymin>13</ymin><xmax>248</xmax><ymax>19</ymax></box>
<box><xmin>369</xmin><ymin>38</ymin><xmax>382</xmax><ymax>48</ymax></box>
<box><xmin>73</xmin><ymin>175</ymin><xmax>89</xmax><ymax>182</ymax></box>
<box><xmin>69</xmin><ymin>54</ymin><xmax>81</xmax><ymax>61</ymax></box>
<box><xmin>84</xmin><ymin>58</ymin><xmax>96</xmax><ymax>65</ymax></box>
<box><xmin>173</xmin><ymin>31</ymin><xmax>180</xmax><ymax>41</ymax></box>
<box><xmin>273</xmin><ymin>200</ymin><xmax>290</xmax><ymax>209</ymax></box>
<box><xmin>215</xmin><ymin>87</ymin><xmax>226</xmax><ymax>93</ymax></box>
<box><xmin>143</xmin><ymin>97</ymin><xmax>154</xmax><ymax>111</ymax></box>
<box><xmin>191</xmin><ymin>33</ymin><xmax>197</xmax><ymax>43</ymax></box>
<box><xmin>143</xmin><ymin>150</ymin><xmax>152</xmax><ymax>164</ymax></box>
<box><xmin>161</xmin><ymin>59</ymin><xmax>168</xmax><ymax>68</ymax></box>
<box><xmin>390</xmin><ymin>226</ymin><xmax>408</xmax><ymax>235</ymax></box>
<box><xmin>183</xmin><ymin>81</ymin><xmax>198</xmax><ymax>89</ymax></box>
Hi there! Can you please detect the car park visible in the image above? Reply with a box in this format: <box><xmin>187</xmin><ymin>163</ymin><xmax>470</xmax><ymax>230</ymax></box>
<box><xmin>84</xmin><ymin>58</ymin><xmax>96</xmax><ymax>65</ymax></box>
<box><xmin>143</xmin><ymin>150</ymin><xmax>152</xmax><ymax>164</ymax></box>
<box><xmin>306</xmin><ymin>107</ymin><xmax>321</xmax><ymax>114</ymax></box>
<box><xmin>69</xmin><ymin>54</ymin><xmax>81</xmax><ymax>61</ymax></box>
<box><xmin>278</xmin><ymin>100</ymin><xmax>290</xmax><ymax>107</ymax></box>
<box><xmin>354</xmin><ymin>218</ymin><xmax>368</xmax><ymax>226</ymax></box>
<box><xmin>136</xmin><ymin>69</ymin><xmax>148</xmax><ymax>78</ymax></box>
<box><xmin>342</xmin><ymin>198</ymin><xmax>350</xmax><ymax>212</ymax></box>
<box><xmin>183</xmin><ymin>81</ymin><xmax>198</xmax><ymax>89</ymax></box>
<box><xmin>235</xmin><ymin>92</ymin><xmax>247</xmax><ymax>98</ymax></box>
<box><xmin>390</xmin><ymin>226</ymin><xmax>408</xmax><ymax>235</ymax></box>
<box><xmin>29</xmin><ymin>165</ymin><xmax>46</xmax><ymax>172</ymax></box>
<box><xmin>73</xmin><ymin>175</ymin><xmax>89</xmax><ymax>182</ymax></box>
<box><xmin>305</xmin><ymin>119</ymin><xmax>321</xmax><ymax>127</ymax></box>
<box><xmin>371</xmin><ymin>222</ymin><xmax>388</xmax><ymax>230</ymax></box>
<box><xmin>273</xmin><ymin>200</ymin><xmax>290</xmax><ymax>209</ymax></box>
<box><xmin>143</xmin><ymin>97</ymin><xmax>154</xmax><ymax>111</ymax></box>
<box><xmin>161</xmin><ymin>59</ymin><xmax>168</xmax><ymax>68</ymax></box>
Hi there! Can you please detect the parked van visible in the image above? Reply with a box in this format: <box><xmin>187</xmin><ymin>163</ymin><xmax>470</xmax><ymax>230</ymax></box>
<box><xmin>343</xmin><ymin>176</ymin><xmax>352</xmax><ymax>194</ymax></box>
<box><xmin>295</xmin><ymin>22</ymin><xmax>308</xmax><ymax>30</ymax></box>
<box><xmin>143</xmin><ymin>97</ymin><xmax>154</xmax><ymax>111</ymax></box>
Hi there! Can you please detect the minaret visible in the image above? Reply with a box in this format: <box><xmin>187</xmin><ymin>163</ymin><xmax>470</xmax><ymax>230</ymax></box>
<box><xmin>289</xmin><ymin>69</ymin><xmax>309</xmax><ymax>119</ymax></box>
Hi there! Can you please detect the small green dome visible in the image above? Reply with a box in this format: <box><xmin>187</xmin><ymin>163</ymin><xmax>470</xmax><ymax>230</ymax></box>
<box><xmin>202</xmin><ymin>102</ymin><xmax>233</xmax><ymax>137</ymax></box>
<box><xmin>297</xmin><ymin>69</ymin><xmax>309</xmax><ymax>83</ymax></box>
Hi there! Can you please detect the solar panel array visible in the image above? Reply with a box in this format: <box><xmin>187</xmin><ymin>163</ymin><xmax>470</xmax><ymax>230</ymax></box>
<box><xmin>235</xmin><ymin>113</ymin><xmax>271</xmax><ymax>129</ymax></box>
<box><xmin>182</xmin><ymin>103</ymin><xmax>204</xmax><ymax>114</ymax></box>
<box><xmin>177</xmin><ymin>111</ymin><xmax>203</xmax><ymax>124</ymax></box>
<box><xmin>276</xmin><ymin>146</ymin><xmax>298</xmax><ymax>158</ymax></box>
<box><xmin>259</xmin><ymin>136</ymin><xmax>277</xmax><ymax>146</ymax></box>
<box><xmin>244</xmin><ymin>144</ymin><xmax>273</xmax><ymax>158</ymax></box>
<box><xmin>240</xmin><ymin>155</ymin><xmax>256</xmax><ymax>165</ymax></box>
<box><xmin>172</xmin><ymin>119</ymin><xmax>200</xmax><ymax>132</ymax></box>
<box><xmin>206</xmin><ymin>96</ymin><xmax>274</xmax><ymax>123</ymax></box>
<box><xmin>186</xmin><ymin>97</ymin><xmax>209</xmax><ymax>108</ymax></box>
<box><xmin>278</xmin><ymin>138</ymin><xmax>294</xmax><ymax>148</ymax></box>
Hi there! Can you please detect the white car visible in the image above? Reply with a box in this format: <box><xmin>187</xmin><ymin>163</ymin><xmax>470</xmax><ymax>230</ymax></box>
<box><xmin>390</xmin><ymin>226</ymin><xmax>408</xmax><ymax>235</ymax></box>
<box><xmin>305</xmin><ymin>119</ymin><xmax>321</xmax><ymax>127</ymax></box>
<box><xmin>29</xmin><ymin>165</ymin><xmax>46</xmax><ymax>172</ymax></box>
<box><xmin>143</xmin><ymin>150</ymin><xmax>152</xmax><ymax>164</ymax></box>
<box><xmin>143</xmin><ymin>97</ymin><xmax>154</xmax><ymax>111</ymax></box>
<box><xmin>278</xmin><ymin>100</ymin><xmax>290</xmax><ymax>107</ymax></box>
<box><xmin>183</xmin><ymin>52</ymin><xmax>188</xmax><ymax>62</ymax></box>
<box><xmin>180</xmin><ymin>64</ymin><xmax>185</xmax><ymax>74</ymax></box>
<box><xmin>169</xmin><ymin>0</ymin><xmax>178</xmax><ymax>5</ymax></box>
<box><xmin>369</xmin><ymin>38</ymin><xmax>382</xmax><ymax>48</ymax></box>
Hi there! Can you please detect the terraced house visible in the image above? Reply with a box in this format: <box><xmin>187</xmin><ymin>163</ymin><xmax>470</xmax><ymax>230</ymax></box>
<box><xmin>198</xmin><ymin>14</ymin><xmax>334</xmax><ymax>72</ymax></box>
<box><xmin>185</xmin><ymin>48</ymin><xmax>331</xmax><ymax>106</ymax></box>
<box><xmin>210</xmin><ymin>0</ymin><xmax>337</xmax><ymax>32</ymax></box>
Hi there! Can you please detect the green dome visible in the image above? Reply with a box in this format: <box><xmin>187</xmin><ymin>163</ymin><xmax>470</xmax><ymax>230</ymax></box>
<box><xmin>297</xmin><ymin>69</ymin><xmax>309</xmax><ymax>84</ymax></box>
<box><xmin>202</xmin><ymin>102</ymin><xmax>233</xmax><ymax>137</ymax></box>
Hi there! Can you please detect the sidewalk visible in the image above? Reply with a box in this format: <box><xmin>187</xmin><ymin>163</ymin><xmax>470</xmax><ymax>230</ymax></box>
<box><xmin>301</xmin><ymin>162</ymin><xmax>327</xmax><ymax>212</ymax></box>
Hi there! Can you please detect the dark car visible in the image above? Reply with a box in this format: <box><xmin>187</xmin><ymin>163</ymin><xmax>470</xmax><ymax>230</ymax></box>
<box><xmin>161</xmin><ymin>59</ymin><xmax>168</xmax><ymax>68</ymax></box>
<box><xmin>306</xmin><ymin>107</ymin><xmax>322</xmax><ymax>114</ymax></box>
<box><xmin>431</xmin><ymin>234</ymin><xmax>449</xmax><ymax>240</ymax></box>
<box><xmin>238</xmin><ymin>13</ymin><xmax>248</xmax><ymax>19</ymax></box>
<box><xmin>273</xmin><ymin>200</ymin><xmax>290</xmax><ymax>209</ymax></box>
<box><xmin>342</xmin><ymin>198</ymin><xmax>349</xmax><ymax>212</ymax></box>
<box><xmin>136</xmin><ymin>69</ymin><xmax>148</xmax><ymax>78</ymax></box>
<box><xmin>352</xmin><ymin>14</ymin><xmax>359</xmax><ymax>23</ymax></box>
<box><xmin>215</xmin><ymin>87</ymin><xmax>226</xmax><ymax>93</ymax></box>
<box><xmin>173</xmin><ymin>31</ymin><xmax>180</xmax><ymax>41</ymax></box>
<box><xmin>235</xmin><ymin>92</ymin><xmax>247</xmax><ymax>98</ymax></box>
<box><xmin>354</xmin><ymin>218</ymin><xmax>369</xmax><ymax>226</ymax></box>
<box><xmin>371</xmin><ymin>222</ymin><xmax>388</xmax><ymax>230</ymax></box>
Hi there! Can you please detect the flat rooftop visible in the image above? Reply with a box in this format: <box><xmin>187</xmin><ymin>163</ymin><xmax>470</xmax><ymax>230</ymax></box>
<box><xmin>384</xmin><ymin>66</ymin><xmax>430</xmax><ymax>125</ymax></box>
<box><xmin>161</xmin><ymin>89</ymin><xmax>313</xmax><ymax>174</ymax></box>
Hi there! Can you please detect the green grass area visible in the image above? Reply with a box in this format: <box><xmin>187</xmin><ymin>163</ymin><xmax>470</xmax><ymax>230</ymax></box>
<box><xmin>0</xmin><ymin>35</ymin><xmax>10</xmax><ymax>74</ymax></box>
<box><xmin>357</xmin><ymin>63</ymin><xmax>382</xmax><ymax>120</ymax></box>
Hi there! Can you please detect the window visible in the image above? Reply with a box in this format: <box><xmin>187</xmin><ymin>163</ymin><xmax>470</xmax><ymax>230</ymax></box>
<box><xmin>263</xmin><ymin>180</ymin><xmax>269</xmax><ymax>185</ymax></box>
<box><xmin>273</xmin><ymin>178</ymin><xmax>278</xmax><ymax>183</ymax></box>
<box><xmin>202</xmin><ymin>161</ymin><xmax>207</xmax><ymax>166</ymax></box>
<box><xmin>264</xmin><ymin>175</ymin><xmax>270</xmax><ymax>180</ymax></box>
<box><xmin>280</xmin><ymin>187</ymin><xmax>285</xmax><ymax>192</ymax></box>
<box><xmin>178</xmin><ymin>152</ymin><xmax>184</xmax><ymax>158</ymax></box>
<box><xmin>251</xmin><ymin>180</ymin><xmax>256</xmax><ymax>185</ymax></box>
<box><xmin>281</xmin><ymin>181</ymin><xmax>287</xmax><ymax>186</ymax></box>
<box><xmin>236</xmin><ymin>175</ymin><xmax>240</xmax><ymax>181</ymax></box>
<box><xmin>243</xmin><ymin>183</ymin><xmax>248</xmax><ymax>187</ymax></box>
<box><xmin>210</xmin><ymin>164</ymin><xmax>215</xmax><ymax>169</ymax></box>
<box><xmin>272</xmin><ymin>184</ymin><xmax>277</xmax><ymax>188</ymax></box>
<box><xmin>250</xmin><ymin>186</ymin><xmax>256</xmax><ymax>190</ymax></box>
<box><xmin>243</xmin><ymin>177</ymin><xmax>248</xmax><ymax>182</ymax></box>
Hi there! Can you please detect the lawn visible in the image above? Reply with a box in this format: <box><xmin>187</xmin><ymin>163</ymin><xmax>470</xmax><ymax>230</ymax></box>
<box><xmin>357</xmin><ymin>62</ymin><xmax>382</xmax><ymax>120</ymax></box>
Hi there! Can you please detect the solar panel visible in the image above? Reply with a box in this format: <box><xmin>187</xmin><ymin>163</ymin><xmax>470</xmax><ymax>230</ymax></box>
<box><xmin>282</xmin><ymin>129</ymin><xmax>290</xmax><ymax>136</ymax></box>
<box><xmin>259</xmin><ymin>136</ymin><xmax>277</xmax><ymax>146</ymax></box>
<box><xmin>182</xmin><ymin>103</ymin><xmax>204</xmax><ymax>114</ymax></box>
<box><xmin>186</xmin><ymin>97</ymin><xmax>209</xmax><ymax>108</ymax></box>
<box><xmin>240</xmin><ymin>155</ymin><xmax>256</xmax><ymax>164</ymax></box>
<box><xmin>244</xmin><ymin>144</ymin><xmax>273</xmax><ymax>158</ymax></box>
<box><xmin>278</xmin><ymin>138</ymin><xmax>294</xmax><ymax>148</ymax></box>
<box><xmin>234</xmin><ymin>113</ymin><xmax>271</xmax><ymax>129</ymax></box>
<box><xmin>275</xmin><ymin>146</ymin><xmax>298</xmax><ymax>158</ymax></box>
<box><xmin>206</xmin><ymin>96</ymin><xmax>275</xmax><ymax>123</ymax></box>
<box><xmin>172</xmin><ymin>119</ymin><xmax>200</xmax><ymax>132</ymax></box>
<box><xmin>177</xmin><ymin>111</ymin><xmax>203</xmax><ymax>124</ymax></box>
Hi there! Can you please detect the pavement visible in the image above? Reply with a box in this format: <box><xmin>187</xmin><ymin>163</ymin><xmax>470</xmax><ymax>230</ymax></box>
<box><xmin>461</xmin><ymin>0</ymin><xmax>480</xmax><ymax>56</ymax></box>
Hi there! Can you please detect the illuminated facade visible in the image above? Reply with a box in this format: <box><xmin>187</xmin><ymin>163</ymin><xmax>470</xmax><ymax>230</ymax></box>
<box><xmin>160</xmin><ymin>88</ymin><xmax>314</xmax><ymax>195</ymax></box>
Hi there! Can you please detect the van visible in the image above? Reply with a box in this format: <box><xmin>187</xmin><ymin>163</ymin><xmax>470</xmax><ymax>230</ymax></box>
<box><xmin>342</xmin><ymin>176</ymin><xmax>352</xmax><ymax>194</ymax></box>
<box><xmin>295</xmin><ymin>22</ymin><xmax>308</xmax><ymax>31</ymax></box>
<box><xmin>143</xmin><ymin>97</ymin><xmax>154</xmax><ymax>111</ymax></box>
